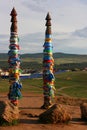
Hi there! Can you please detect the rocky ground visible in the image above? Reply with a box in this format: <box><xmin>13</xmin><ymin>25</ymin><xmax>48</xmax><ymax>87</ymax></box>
<box><xmin>0</xmin><ymin>93</ymin><xmax>87</xmax><ymax>130</ymax></box>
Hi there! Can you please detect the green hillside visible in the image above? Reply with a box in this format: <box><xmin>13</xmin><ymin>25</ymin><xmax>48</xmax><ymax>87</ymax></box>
<box><xmin>0</xmin><ymin>52</ymin><xmax>87</xmax><ymax>59</ymax></box>
<box><xmin>21</xmin><ymin>52</ymin><xmax>87</xmax><ymax>59</ymax></box>
<box><xmin>0</xmin><ymin>53</ymin><xmax>87</xmax><ymax>70</ymax></box>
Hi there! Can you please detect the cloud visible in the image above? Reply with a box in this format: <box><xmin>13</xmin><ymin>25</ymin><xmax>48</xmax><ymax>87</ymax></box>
<box><xmin>72</xmin><ymin>27</ymin><xmax>87</xmax><ymax>38</ymax></box>
<box><xmin>79</xmin><ymin>0</ymin><xmax>87</xmax><ymax>5</ymax></box>
<box><xmin>0</xmin><ymin>21</ymin><xmax>87</xmax><ymax>54</ymax></box>
<box><xmin>0</xmin><ymin>34</ymin><xmax>9</xmax><ymax>53</ymax></box>
<box><xmin>20</xmin><ymin>32</ymin><xmax>44</xmax><ymax>53</ymax></box>
<box><xmin>19</xmin><ymin>27</ymin><xmax>87</xmax><ymax>54</ymax></box>
<box><xmin>21</xmin><ymin>0</ymin><xmax>47</xmax><ymax>13</ymax></box>
<box><xmin>53</xmin><ymin>38</ymin><xmax>87</xmax><ymax>54</ymax></box>
<box><xmin>52</xmin><ymin>27</ymin><xmax>87</xmax><ymax>54</ymax></box>
<box><xmin>0</xmin><ymin>34</ymin><xmax>9</xmax><ymax>40</ymax></box>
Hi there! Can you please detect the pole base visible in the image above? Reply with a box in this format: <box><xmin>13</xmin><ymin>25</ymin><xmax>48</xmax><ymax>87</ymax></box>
<box><xmin>41</xmin><ymin>96</ymin><xmax>52</xmax><ymax>109</ymax></box>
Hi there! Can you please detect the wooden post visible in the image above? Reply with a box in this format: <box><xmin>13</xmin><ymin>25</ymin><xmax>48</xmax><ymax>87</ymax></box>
<box><xmin>8</xmin><ymin>8</ymin><xmax>22</xmax><ymax>106</ymax></box>
<box><xmin>41</xmin><ymin>13</ymin><xmax>55</xmax><ymax>109</ymax></box>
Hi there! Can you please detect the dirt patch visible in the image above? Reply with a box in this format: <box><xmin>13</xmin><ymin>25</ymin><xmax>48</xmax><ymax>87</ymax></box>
<box><xmin>56</xmin><ymin>95</ymin><xmax>87</xmax><ymax>106</ymax></box>
<box><xmin>0</xmin><ymin>93</ymin><xmax>87</xmax><ymax>130</ymax></box>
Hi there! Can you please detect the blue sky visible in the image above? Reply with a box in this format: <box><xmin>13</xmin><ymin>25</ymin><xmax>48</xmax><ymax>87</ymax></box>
<box><xmin>0</xmin><ymin>0</ymin><xmax>87</xmax><ymax>54</ymax></box>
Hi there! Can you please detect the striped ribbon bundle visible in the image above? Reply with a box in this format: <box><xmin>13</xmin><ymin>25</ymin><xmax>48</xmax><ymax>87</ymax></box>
<box><xmin>42</xmin><ymin>12</ymin><xmax>56</xmax><ymax>109</ymax></box>
<box><xmin>43</xmin><ymin>34</ymin><xmax>55</xmax><ymax>99</ymax></box>
<box><xmin>8</xmin><ymin>8</ymin><xmax>22</xmax><ymax>106</ymax></box>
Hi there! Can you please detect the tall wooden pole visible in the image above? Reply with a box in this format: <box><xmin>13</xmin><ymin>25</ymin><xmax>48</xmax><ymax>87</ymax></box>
<box><xmin>41</xmin><ymin>12</ymin><xmax>55</xmax><ymax>109</ymax></box>
<box><xmin>8</xmin><ymin>8</ymin><xmax>22</xmax><ymax>106</ymax></box>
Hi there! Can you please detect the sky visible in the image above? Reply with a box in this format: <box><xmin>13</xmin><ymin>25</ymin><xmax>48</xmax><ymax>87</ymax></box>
<box><xmin>0</xmin><ymin>0</ymin><xmax>87</xmax><ymax>54</ymax></box>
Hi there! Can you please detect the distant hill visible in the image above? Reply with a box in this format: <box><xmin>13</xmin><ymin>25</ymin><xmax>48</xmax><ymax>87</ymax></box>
<box><xmin>0</xmin><ymin>52</ymin><xmax>87</xmax><ymax>70</ymax></box>
<box><xmin>0</xmin><ymin>53</ymin><xmax>8</xmax><ymax>60</ymax></box>
<box><xmin>53</xmin><ymin>53</ymin><xmax>87</xmax><ymax>58</ymax></box>
<box><xmin>0</xmin><ymin>52</ymin><xmax>87</xmax><ymax>60</ymax></box>
<box><xmin>20</xmin><ymin>53</ymin><xmax>43</xmax><ymax>58</ymax></box>
<box><xmin>17</xmin><ymin>52</ymin><xmax>87</xmax><ymax>59</ymax></box>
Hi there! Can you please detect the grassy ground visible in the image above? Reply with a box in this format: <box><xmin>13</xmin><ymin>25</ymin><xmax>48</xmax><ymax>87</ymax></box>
<box><xmin>55</xmin><ymin>71</ymin><xmax>87</xmax><ymax>98</ymax></box>
<box><xmin>0</xmin><ymin>71</ymin><xmax>87</xmax><ymax>98</ymax></box>
<box><xmin>21</xmin><ymin>57</ymin><xmax>87</xmax><ymax>65</ymax></box>
<box><xmin>55</xmin><ymin>57</ymin><xmax>87</xmax><ymax>64</ymax></box>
